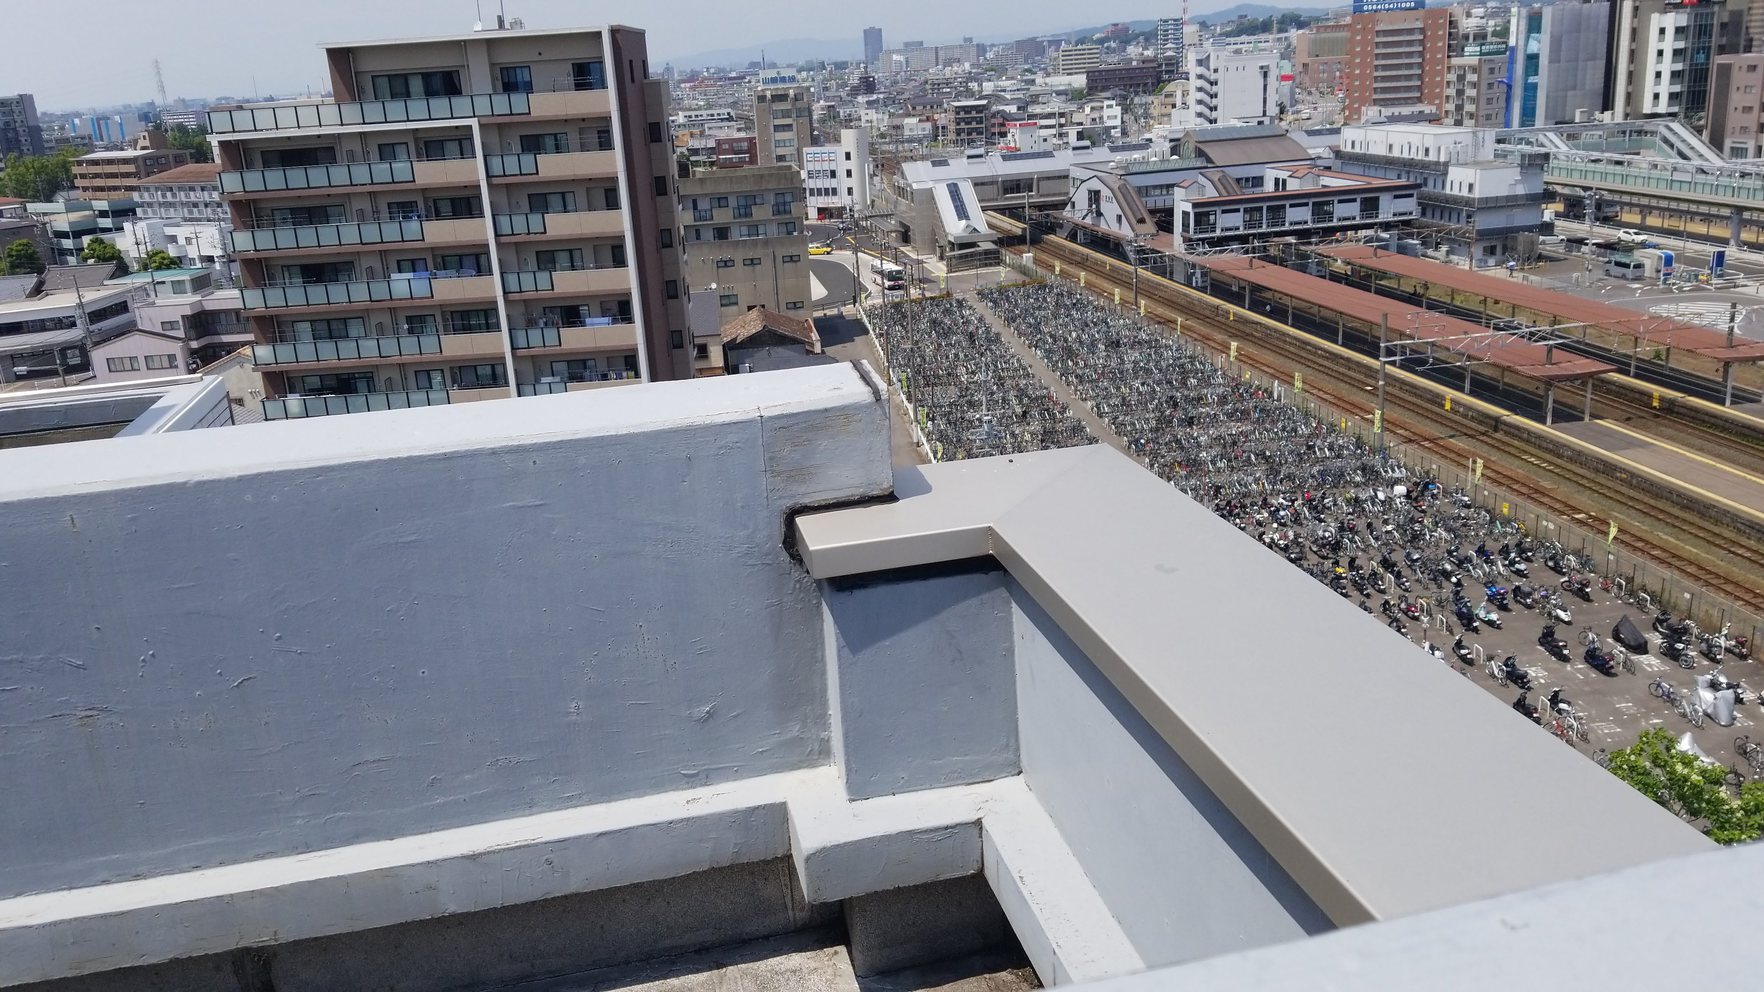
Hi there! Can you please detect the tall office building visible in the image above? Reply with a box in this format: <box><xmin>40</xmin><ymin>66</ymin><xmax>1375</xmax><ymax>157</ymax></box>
<box><xmin>208</xmin><ymin>25</ymin><xmax>692</xmax><ymax>418</ymax></box>
<box><xmin>1157</xmin><ymin>17</ymin><xmax>1187</xmax><ymax>81</ymax></box>
<box><xmin>863</xmin><ymin>26</ymin><xmax>884</xmax><ymax>66</ymax></box>
<box><xmin>1344</xmin><ymin>5</ymin><xmax>1456</xmax><ymax>124</ymax></box>
<box><xmin>755</xmin><ymin>84</ymin><xmax>813</xmax><ymax>167</ymax></box>
<box><xmin>1606</xmin><ymin>0</ymin><xmax>1747</xmax><ymax>125</ymax></box>
<box><xmin>1506</xmin><ymin>1</ymin><xmax>1611</xmax><ymax>128</ymax></box>
<box><xmin>0</xmin><ymin>93</ymin><xmax>43</xmax><ymax>157</ymax></box>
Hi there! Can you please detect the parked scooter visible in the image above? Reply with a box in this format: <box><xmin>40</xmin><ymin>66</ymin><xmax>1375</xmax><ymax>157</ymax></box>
<box><xmin>1452</xmin><ymin>636</ymin><xmax>1475</xmax><ymax>666</ymax></box>
<box><xmin>1475</xmin><ymin>600</ymin><xmax>1503</xmax><ymax>630</ymax></box>
<box><xmin>1582</xmin><ymin>643</ymin><xmax>1617</xmax><ymax>677</ymax></box>
<box><xmin>1501</xmin><ymin>656</ymin><xmax>1533</xmax><ymax>691</ymax></box>
<box><xmin>1514</xmin><ymin>691</ymin><xmax>1542</xmax><ymax>724</ymax></box>
<box><xmin>1539</xmin><ymin>623</ymin><xmax>1571</xmax><ymax>662</ymax></box>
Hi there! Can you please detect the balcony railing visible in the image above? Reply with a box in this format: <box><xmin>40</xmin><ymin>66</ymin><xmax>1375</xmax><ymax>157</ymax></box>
<box><xmin>494</xmin><ymin>212</ymin><xmax>548</xmax><ymax>236</ymax></box>
<box><xmin>508</xmin><ymin>319</ymin><xmax>633</xmax><ymax>350</ymax></box>
<box><xmin>231</xmin><ymin>219</ymin><xmax>425</xmax><ymax>253</ymax></box>
<box><xmin>692</xmin><ymin>209</ymin><xmax>714</xmax><ymax>222</ymax></box>
<box><xmin>207</xmin><ymin>93</ymin><xmax>530</xmax><ymax>134</ymax></box>
<box><xmin>263</xmin><ymin>388</ymin><xmax>450</xmax><ymax>420</ymax></box>
<box><xmin>242</xmin><ymin>277</ymin><xmax>433</xmax><ymax>310</ymax></box>
<box><xmin>501</xmin><ymin>271</ymin><xmax>555</xmax><ymax>293</ymax></box>
<box><xmin>220</xmin><ymin>161</ymin><xmax>415</xmax><ymax>195</ymax></box>
<box><xmin>517</xmin><ymin>369</ymin><xmax>639</xmax><ymax>395</ymax></box>
<box><xmin>484</xmin><ymin>139</ymin><xmax>617</xmax><ymax>177</ymax></box>
<box><xmin>251</xmin><ymin>333</ymin><xmax>442</xmax><ymax>366</ymax></box>
<box><xmin>517</xmin><ymin>381</ymin><xmax>568</xmax><ymax>395</ymax></box>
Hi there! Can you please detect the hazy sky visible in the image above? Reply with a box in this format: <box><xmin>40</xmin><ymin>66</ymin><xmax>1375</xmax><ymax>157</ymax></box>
<box><xmin>5</xmin><ymin>0</ymin><xmax>1219</xmax><ymax>110</ymax></box>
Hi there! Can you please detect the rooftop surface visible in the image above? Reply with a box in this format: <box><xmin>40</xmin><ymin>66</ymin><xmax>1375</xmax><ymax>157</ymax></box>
<box><xmin>0</xmin><ymin>364</ymin><xmax>1723</xmax><ymax>991</ymax></box>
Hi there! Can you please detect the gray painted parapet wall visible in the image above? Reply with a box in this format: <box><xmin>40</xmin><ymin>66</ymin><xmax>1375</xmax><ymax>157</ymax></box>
<box><xmin>0</xmin><ymin>363</ymin><xmax>890</xmax><ymax>901</ymax></box>
<box><xmin>793</xmin><ymin>446</ymin><xmax>1709</xmax><ymax>931</ymax></box>
<box><xmin>821</xmin><ymin>563</ymin><xmax>1020</xmax><ymax>801</ymax></box>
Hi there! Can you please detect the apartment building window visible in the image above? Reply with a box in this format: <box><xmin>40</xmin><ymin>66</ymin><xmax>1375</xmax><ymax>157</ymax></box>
<box><xmin>378</xmin><ymin>142</ymin><xmax>410</xmax><ymax>161</ymax></box>
<box><xmin>654</xmin><ymin>176</ymin><xmax>670</xmax><ymax>196</ymax></box>
<box><xmin>422</xmin><ymin>137</ymin><xmax>474</xmax><ymax>160</ymax></box>
<box><xmin>844</xmin><ymin>151</ymin><xmax>852</xmax><ymax>160</ymax></box>
<box><xmin>694</xmin><ymin>342</ymin><xmax>710</xmax><ymax>360</ymax></box>
<box><xmin>716</xmin><ymin>258</ymin><xmax>736</xmax><ymax>268</ymax></box>
<box><xmin>429</xmin><ymin>196</ymin><xmax>482</xmax><ymax>219</ymax></box>
<box><xmin>781</xmin><ymin>253</ymin><xmax>801</xmax><ymax>263</ymax></box>
<box><xmin>499</xmin><ymin>66</ymin><xmax>534</xmax><ymax>94</ymax></box>
<box><xmin>294</xmin><ymin>372</ymin><xmax>373</xmax><ymax>395</ymax></box>
<box><xmin>665</xmin><ymin>279</ymin><xmax>679</xmax><ymax>299</ymax></box>
<box><xmin>552</xmin><ymin>358</ymin><xmax>601</xmax><ymax>379</ymax></box>
<box><xmin>385</xmin><ymin>201</ymin><xmax>421</xmax><ymax>221</ymax></box>
<box><xmin>413</xmin><ymin>369</ymin><xmax>446</xmax><ymax>390</ymax></box>
<box><xmin>261</xmin><ymin>147</ymin><xmax>337</xmax><ymax>168</ymax></box>
<box><xmin>535</xmin><ymin>248</ymin><xmax>584</xmax><ymax>271</ymax></box>
<box><xmin>285</xmin><ymin>318</ymin><xmax>365</xmax><ymax>340</ymax></box>
<box><xmin>453</xmin><ymin>363</ymin><xmax>507</xmax><ymax>388</ymax></box>
<box><xmin>446</xmin><ymin>309</ymin><xmax>498</xmax><ymax>332</ymax></box>
<box><xmin>777</xmin><ymin>221</ymin><xmax>798</xmax><ymax>236</ymax></box>
<box><xmin>671</xmin><ymin>330</ymin><xmax>684</xmax><ymax>348</ymax></box>
<box><xmin>658</xmin><ymin>228</ymin><xmax>673</xmax><ymax>247</ymax></box>
<box><xmin>743</xmin><ymin>257</ymin><xmax>763</xmax><ymax>266</ymax></box>
<box><xmin>106</xmin><ymin>357</ymin><xmax>140</xmax><ymax>372</ymax></box>
<box><xmin>396</xmin><ymin>258</ymin><xmax>431</xmax><ymax>275</ymax></box>
<box><xmin>648</xmin><ymin>122</ymin><xmax>664</xmax><ymax>143</ymax></box>
<box><xmin>371</xmin><ymin>71</ymin><xmax>462</xmax><ymax>99</ymax></box>
<box><xmin>159</xmin><ymin>320</ymin><xmax>181</xmax><ymax>332</ymax></box>
<box><xmin>719</xmin><ymin>293</ymin><xmax>740</xmax><ymax>306</ymax></box>
<box><xmin>521</xmin><ymin>133</ymin><xmax>570</xmax><ymax>154</ymax></box>
<box><xmin>437</xmin><ymin>253</ymin><xmax>490</xmax><ymax>275</ymax></box>
<box><xmin>528</xmin><ymin>191</ymin><xmax>577</xmax><ymax>213</ymax></box>
<box><xmin>738</xmin><ymin>224</ymin><xmax>766</xmax><ymax>238</ymax></box>
<box><xmin>402</xmin><ymin>314</ymin><xmax>438</xmax><ymax>334</ymax></box>
<box><xmin>571</xmin><ymin>60</ymin><xmax>607</xmax><ymax>90</ymax></box>
<box><xmin>785</xmin><ymin>301</ymin><xmax>805</xmax><ymax>311</ymax></box>
<box><xmin>144</xmin><ymin>354</ymin><xmax>178</xmax><ymax>370</ymax></box>
<box><xmin>713</xmin><ymin>226</ymin><xmax>731</xmax><ymax>241</ymax></box>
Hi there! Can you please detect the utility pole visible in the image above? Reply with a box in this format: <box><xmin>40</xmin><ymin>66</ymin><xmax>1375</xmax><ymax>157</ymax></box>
<box><xmin>1725</xmin><ymin>300</ymin><xmax>1740</xmax><ymax>406</ymax></box>
<box><xmin>1376</xmin><ymin>314</ymin><xmax>1388</xmax><ymax>451</ymax></box>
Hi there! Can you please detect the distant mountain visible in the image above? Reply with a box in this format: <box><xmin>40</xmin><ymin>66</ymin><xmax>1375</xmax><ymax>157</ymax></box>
<box><xmin>1188</xmin><ymin>4</ymin><xmax>1336</xmax><ymax>24</ymax></box>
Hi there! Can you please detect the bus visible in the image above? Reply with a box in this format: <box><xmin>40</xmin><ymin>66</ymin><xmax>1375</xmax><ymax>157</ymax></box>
<box><xmin>874</xmin><ymin>261</ymin><xmax>906</xmax><ymax>291</ymax></box>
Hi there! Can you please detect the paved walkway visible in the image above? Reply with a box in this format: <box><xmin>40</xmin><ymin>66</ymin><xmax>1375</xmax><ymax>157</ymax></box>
<box><xmin>964</xmin><ymin>292</ymin><xmax>1141</xmax><ymax>463</ymax></box>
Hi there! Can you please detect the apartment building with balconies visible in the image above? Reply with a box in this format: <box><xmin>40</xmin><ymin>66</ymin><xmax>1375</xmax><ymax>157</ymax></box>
<box><xmin>756</xmin><ymin>84</ymin><xmax>814</xmax><ymax>167</ymax></box>
<box><xmin>208</xmin><ymin>24</ymin><xmax>690</xmax><ymax>419</ymax></box>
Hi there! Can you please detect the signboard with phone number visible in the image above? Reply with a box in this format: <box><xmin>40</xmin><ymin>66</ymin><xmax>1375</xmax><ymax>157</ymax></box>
<box><xmin>1352</xmin><ymin>0</ymin><xmax>1423</xmax><ymax>11</ymax></box>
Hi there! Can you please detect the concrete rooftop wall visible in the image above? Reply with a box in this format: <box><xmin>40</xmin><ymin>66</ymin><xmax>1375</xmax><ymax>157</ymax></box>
<box><xmin>0</xmin><ymin>364</ymin><xmax>892</xmax><ymax>899</ymax></box>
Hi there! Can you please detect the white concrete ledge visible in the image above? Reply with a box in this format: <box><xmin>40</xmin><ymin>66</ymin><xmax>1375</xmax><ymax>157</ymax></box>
<box><xmin>982</xmin><ymin>785</ymin><xmax>1146</xmax><ymax>986</ymax></box>
<box><xmin>2</xmin><ymin>766</ymin><xmax>1138</xmax><ymax>989</ymax></box>
<box><xmin>0</xmin><ymin>770</ymin><xmax>817</xmax><ymax>987</ymax></box>
<box><xmin>793</xmin><ymin>445</ymin><xmax>1710</xmax><ymax>926</ymax></box>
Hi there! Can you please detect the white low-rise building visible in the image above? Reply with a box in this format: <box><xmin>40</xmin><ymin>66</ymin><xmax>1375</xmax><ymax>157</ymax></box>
<box><xmin>803</xmin><ymin>128</ymin><xmax>871</xmax><ymax>221</ymax></box>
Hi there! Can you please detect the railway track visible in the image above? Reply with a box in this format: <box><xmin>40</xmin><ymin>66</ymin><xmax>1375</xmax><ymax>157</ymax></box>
<box><xmin>1006</xmin><ymin>233</ymin><xmax>1764</xmax><ymax>615</ymax></box>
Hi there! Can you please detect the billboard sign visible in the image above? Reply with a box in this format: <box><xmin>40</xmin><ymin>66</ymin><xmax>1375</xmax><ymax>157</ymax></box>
<box><xmin>1353</xmin><ymin>0</ymin><xmax>1423</xmax><ymax>11</ymax></box>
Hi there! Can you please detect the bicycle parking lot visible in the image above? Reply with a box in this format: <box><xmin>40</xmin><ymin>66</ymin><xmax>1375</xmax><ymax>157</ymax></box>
<box><xmin>865</xmin><ymin>279</ymin><xmax>1761</xmax><ymax>776</ymax></box>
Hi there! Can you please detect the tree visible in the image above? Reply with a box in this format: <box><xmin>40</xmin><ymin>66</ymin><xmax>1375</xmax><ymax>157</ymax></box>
<box><xmin>143</xmin><ymin>249</ymin><xmax>180</xmax><ymax>271</ymax></box>
<box><xmin>1604</xmin><ymin>728</ymin><xmax>1764</xmax><ymax>844</ymax></box>
<box><xmin>160</xmin><ymin>124</ymin><xmax>213</xmax><ymax>164</ymax></box>
<box><xmin>0</xmin><ymin>149</ymin><xmax>77</xmax><ymax>202</ymax></box>
<box><xmin>79</xmin><ymin>237</ymin><xmax>129</xmax><ymax>272</ymax></box>
<box><xmin>3</xmin><ymin>238</ymin><xmax>44</xmax><ymax>275</ymax></box>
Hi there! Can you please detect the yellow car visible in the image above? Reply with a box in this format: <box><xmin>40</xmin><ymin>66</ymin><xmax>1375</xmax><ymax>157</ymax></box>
<box><xmin>808</xmin><ymin>242</ymin><xmax>835</xmax><ymax>255</ymax></box>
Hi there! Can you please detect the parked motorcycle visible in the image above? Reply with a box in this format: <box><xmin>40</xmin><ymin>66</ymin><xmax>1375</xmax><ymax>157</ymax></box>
<box><xmin>1452</xmin><ymin>636</ymin><xmax>1475</xmax><ymax>665</ymax></box>
<box><xmin>1513</xmin><ymin>583</ymin><xmax>1537</xmax><ymax>609</ymax></box>
<box><xmin>1583</xmin><ymin>643</ymin><xmax>1617</xmax><ymax>677</ymax></box>
<box><xmin>1560</xmin><ymin>575</ymin><xmax>1593</xmax><ymax>602</ymax></box>
<box><xmin>1539</xmin><ymin>623</ymin><xmax>1571</xmax><ymax>662</ymax></box>
<box><xmin>1501</xmin><ymin>656</ymin><xmax>1533</xmax><ymax>691</ymax></box>
<box><xmin>1514</xmin><ymin>691</ymin><xmax>1542</xmax><ymax>724</ymax></box>
<box><xmin>1475</xmin><ymin>601</ymin><xmax>1503</xmax><ymax>630</ymax></box>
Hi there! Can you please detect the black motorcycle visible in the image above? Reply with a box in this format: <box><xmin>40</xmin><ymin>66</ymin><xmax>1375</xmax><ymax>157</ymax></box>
<box><xmin>1500</xmin><ymin>656</ymin><xmax>1533</xmax><ymax>691</ymax></box>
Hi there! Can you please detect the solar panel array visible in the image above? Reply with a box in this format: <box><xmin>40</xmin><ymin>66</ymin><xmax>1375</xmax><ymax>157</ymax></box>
<box><xmin>999</xmin><ymin>150</ymin><xmax>1055</xmax><ymax>162</ymax></box>
<box><xmin>946</xmin><ymin>182</ymin><xmax>971</xmax><ymax>222</ymax></box>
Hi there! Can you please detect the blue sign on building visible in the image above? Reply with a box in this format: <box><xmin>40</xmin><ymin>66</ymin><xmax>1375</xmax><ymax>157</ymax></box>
<box><xmin>1352</xmin><ymin>0</ymin><xmax>1424</xmax><ymax>11</ymax></box>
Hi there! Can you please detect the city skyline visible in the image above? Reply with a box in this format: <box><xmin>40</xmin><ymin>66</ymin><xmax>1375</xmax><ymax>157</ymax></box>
<box><xmin>3</xmin><ymin>0</ymin><xmax>1262</xmax><ymax>109</ymax></box>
